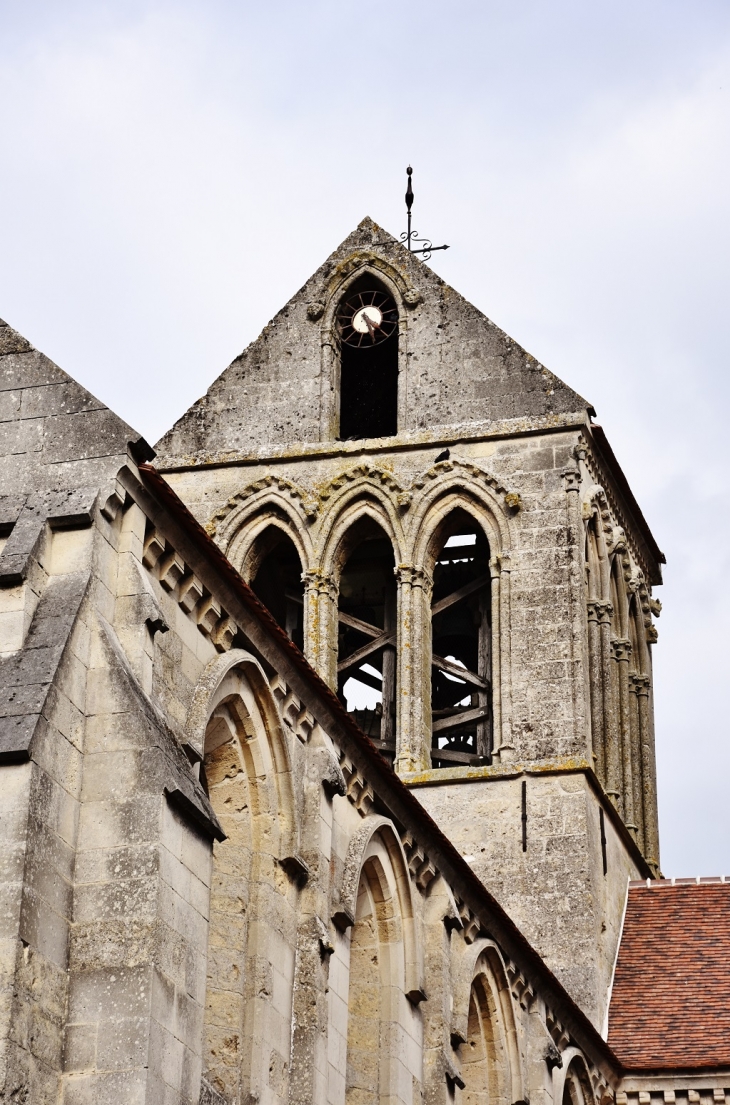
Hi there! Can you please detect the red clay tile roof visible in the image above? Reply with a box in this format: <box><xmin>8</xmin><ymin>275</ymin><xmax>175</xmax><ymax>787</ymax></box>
<box><xmin>608</xmin><ymin>879</ymin><xmax>730</xmax><ymax>1070</ymax></box>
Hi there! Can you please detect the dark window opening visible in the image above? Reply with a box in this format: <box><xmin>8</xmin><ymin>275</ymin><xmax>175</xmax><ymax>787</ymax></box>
<box><xmin>430</xmin><ymin>510</ymin><xmax>492</xmax><ymax>768</ymax></box>
<box><xmin>337</xmin><ymin>277</ymin><xmax>399</xmax><ymax>441</ymax></box>
<box><xmin>249</xmin><ymin>528</ymin><xmax>304</xmax><ymax>652</ymax></box>
<box><xmin>336</xmin><ymin>528</ymin><xmax>397</xmax><ymax>763</ymax></box>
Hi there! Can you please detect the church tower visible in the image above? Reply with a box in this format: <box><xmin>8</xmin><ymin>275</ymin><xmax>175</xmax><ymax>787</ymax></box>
<box><xmin>156</xmin><ymin>216</ymin><xmax>663</xmax><ymax>1029</ymax></box>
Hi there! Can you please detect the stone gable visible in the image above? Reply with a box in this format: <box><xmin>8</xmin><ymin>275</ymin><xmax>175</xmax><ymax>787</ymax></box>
<box><xmin>156</xmin><ymin>218</ymin><xmax>591</xmax><ymax>464</ymax></box>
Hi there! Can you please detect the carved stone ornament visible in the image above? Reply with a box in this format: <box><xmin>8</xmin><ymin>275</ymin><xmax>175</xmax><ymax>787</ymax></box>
<box><xmin>207</xmin><ymin>474</ymin><xmax>317</xmax><ymax>537</ymax></box>
<box><xmin>306</xmin><ymin>301</ymin><xmax>325</xmax><ymax>321</ymax></box>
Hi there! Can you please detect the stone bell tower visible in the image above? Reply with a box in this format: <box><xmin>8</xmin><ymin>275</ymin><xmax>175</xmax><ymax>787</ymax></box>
<box><xmin>155</xmin><ymin>216</ymin><xmax>663</xmax><ymax>1030</ymax></box>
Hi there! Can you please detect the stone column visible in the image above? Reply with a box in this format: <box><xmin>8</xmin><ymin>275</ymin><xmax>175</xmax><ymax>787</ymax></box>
<box><xmin>394</xmin><ymin>564</ymin><xmax>433</xmax><ymax>775</ymax></box>
<box><xmin>380</xmin><ymin>588</ymin><xmax>397</xmax><ymax>746</ymax></box>
<box><xmin>586</xmin><ymin>599</ymin><xmax>612</xmax><ymax>786</ymax></box>
<box><xmin>563</xmin><ymin>466</ymin><xmax>590</xmax><ymax>755</ymax></box>
<box><xmin>611</xmin><ymin>637</ymin><xmax>636</xmax><ymax>835</ymax></box>
<box><xmin>601</xmin><ymin>618</ymin><xmax>620</xmax><ymax>807</ymax></box>
<box><xmin>634</xmin><ymin>671</ymin><xmax>659</xmax><ymax>872</ymax></box>
<box><xmin>628</xmin><ymin>671</ymin><xmax>645</xmax><ymax>852</ymax></box>
<box><xmin>493</xmin><ymin>554</ymin><xmax>514</xmax><ymax>761</ymax></box>
<box><xmin>488</xmin><ymin>561</ymin><xmax>501</xmax><ymax>760</ymax></box>
<box><xmin>302</xmin><ymin>569</ymin><xmax>339</xmax><ymax>690</ymax></box>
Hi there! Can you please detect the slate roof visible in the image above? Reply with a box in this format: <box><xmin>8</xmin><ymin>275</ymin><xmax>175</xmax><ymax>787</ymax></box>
<box><xmin>608</xmin><ymin>879</ymin><xmax>730</xmax><ymax>1070</ymax></box>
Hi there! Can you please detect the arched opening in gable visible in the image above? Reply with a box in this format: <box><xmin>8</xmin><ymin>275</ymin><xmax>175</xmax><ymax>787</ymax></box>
<box><xmin>336</xmin><ymin>275</ymin><xmax>399</xmax><ymax>441</ymax></box>
<box><xmin>429</xmin><ymin>508</ymin><xmax>492</xmax><ymax>768</ymax></box>
<box><xmin>336</xmin><ymin>519</ymin><xmax>397</xmax><ymax>761</ymax></box>
<box><xmin>247</xmin><ymin>525</ymin><xmax>304</xmax><ymax>651</ymax></box>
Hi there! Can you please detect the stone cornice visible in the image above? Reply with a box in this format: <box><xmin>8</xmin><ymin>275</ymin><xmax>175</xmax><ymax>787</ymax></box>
<box><xmin>154</xmin><ymin>411</ymin><xmax>588</xmax><ymax>474</ymax></box>
<box><xmin>401</xmin><ymin>756</ymin><xmax>654</xmax><ymax>882</ymax></box>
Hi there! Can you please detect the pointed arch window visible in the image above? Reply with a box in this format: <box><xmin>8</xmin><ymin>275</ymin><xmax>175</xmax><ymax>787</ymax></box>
<box><xmin>335</xmin><ymin>521</ymin><xmax>397</xmax><ymax>761</ymax></box>
<box><xmin>336</xmin><ymin>276</ymin><xmax>399</xmax><ymax>440</ymax></box>
<box><xmin>430</xmin><ymin>510</ymin><xmax>492</xmax><ymax>767</ymax></box>
<box><xmin>247</xmin><ymin>525</ymin><xmax>304</xmax><ymax>650</ymax></box>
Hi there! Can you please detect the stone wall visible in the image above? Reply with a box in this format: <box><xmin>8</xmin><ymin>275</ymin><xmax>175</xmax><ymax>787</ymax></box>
<box><xmin>409</xmin><ymin>767</ymin><xmax>642</xmax><ymax>1029</ymax></box>
<box><xmin>1</xmin><ymin>449</ymin><xmax>622</xmax><ymax>1103</ymax></box>
<box><xmin>156</xmin><ymin>219</ymin><xmax>589</xmax><ymax>462</ymax></box>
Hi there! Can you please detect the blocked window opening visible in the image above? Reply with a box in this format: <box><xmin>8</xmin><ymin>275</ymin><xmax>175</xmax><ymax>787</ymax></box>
<box><xmin>336</xmin><ymin>527</ymin><xmax>397</xmax><ymax>762</ymax></box>
<box><xmin>462</xmin><ymin>968</ymin><xmax>514</xmax><ymax>1105</ymax></box>
<box><xmin>248</xmin><ymin>527</ymin><xmax>304</xmax><ymax>651</ymax></box>
<box><xmin>337</xmin><ymin>277</ymin><xmax>399</xmax><ymax>441</ymax></box>
<box><xmin>430</xmin><ymin>511</ymin><xmax>492</xmax><ymax>768</ymax></box>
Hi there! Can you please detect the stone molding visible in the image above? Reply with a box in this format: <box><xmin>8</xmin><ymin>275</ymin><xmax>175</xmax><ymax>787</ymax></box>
<box><xmin>142</xmin><ymin>525</ymin><xmax>238</xmax><ymax>653</ymax></box>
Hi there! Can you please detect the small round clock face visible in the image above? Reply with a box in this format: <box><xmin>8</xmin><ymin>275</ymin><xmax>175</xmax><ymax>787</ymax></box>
<box><xmin>336</xmin><ymin>289</ymin><xmax>398</xmax><ymax>347</ymax></box>
<box><xmin>352</xmin><ymin>304</ymin><xmax>383</xmax><ymax>335</ymax></box>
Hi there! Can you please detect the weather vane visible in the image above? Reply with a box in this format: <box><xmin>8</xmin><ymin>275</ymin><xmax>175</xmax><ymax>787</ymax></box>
<box><xmin>400</xmin><ymin>166</ymin><xmax>449</xmax><ymax>260</ymax></box>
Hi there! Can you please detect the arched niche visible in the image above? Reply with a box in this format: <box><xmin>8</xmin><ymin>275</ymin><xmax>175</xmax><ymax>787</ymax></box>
<box><xmin>426</xmin><ymin>506</ymin><xmax>493</xmax><ymax>768</ymax></box>
<box><xmin>342</xmin><ymin>823</ymin><xmax>423</xmax><ymax>1105</ymax></box>
<box><xmin>186</xmin><ymin>651</ymin><xmax>301</xmax><ymax>1104</ymax></box>
<box><xmin>555</xmin><ymin>1052</ymin><xmax>597</xmax><ymax>1105</ymax></box>
<box><xmin>585</xmin><ymin>509</ymin><xmax>609</xmax><ymax>603</ymax></box>
<box><xmin>334</xmin><ymin>515</ymin><xmax>399</xmax><ymax>761</ymax></box>
<box><xmin>335</xmin><ymin>273</ymin><xmax>399</xmax><ymax>441</ymax></box>
<box><xmin>609</xmin><ymin>553</ymin><xmax>628</xmax><ymax>640</ymax></box>
<box><xmin>459</xmin><ymin>947</ymin><xmax>521</xmax><ymax>1105</ymax></box>
<box><xmin>244</xmin><ymin>522</ymin><xmax>305</xmax><ymax>650</ymax></box>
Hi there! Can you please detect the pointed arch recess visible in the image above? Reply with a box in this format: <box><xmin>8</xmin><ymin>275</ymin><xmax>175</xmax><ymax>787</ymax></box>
<box><xmin>453</xmin><ymin>941</ymin><xmax>523</xmax><ymax>1105</ymax></box>
<box><xmin>553</xmin><ymin>1050</ymin><xmax>598</xmax><ymax>1105</ymax></box>
<box><xmin>408</xmin><ymin>458</ymin><xmax>517</xmax><ymax>566</ymax></box>
<box><xmin>188</xmin><ymin>650</ymin><xmax>304</xmax><ymax>1103</ymax></box>
<box><xmin>206</xmin><ymin>476</ymin><xmax>316</xmax><ymax>562</ymax></box>
<box><xmin>320</xmin><ymin>253</ymin><xmax>417</xmax><ymax>332</ymax></box>
<box><xmin>337</xmin><ymin>816</ymin><xmax>423</xmax><ymax>999</ymax></box>
<box><xmin>185</xmin><ymin>649</ymin><xmax>300</xmax><ymax>862</ymax></box>
<box><xmin>316</xmin><ymin>467</ymin><xmax>409</xmax><ymax>574</ymax></box>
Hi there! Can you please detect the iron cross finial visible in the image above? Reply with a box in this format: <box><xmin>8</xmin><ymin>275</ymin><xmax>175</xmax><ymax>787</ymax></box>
<box><xmin>400</xmin><ymin>165</ymin><xmax>449</xmax><ymax>260</ymax></box>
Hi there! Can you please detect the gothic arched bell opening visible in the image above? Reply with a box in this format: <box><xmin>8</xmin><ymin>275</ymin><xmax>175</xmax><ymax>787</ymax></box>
<box><xmin>430</xmin><ymin>510</ymin><xmax>492</xmax><ymax>767</ymax></box>
<box><xmin>336</xmin><ymin>276</ymin><xmax>399</xmax><ymax>441</ymax></box>
<box><xmin>247</xmin><ymin>526</ymin><xmax>304</xmax><ymax>651</ymax></box>
<box><xmin>336</xmin><ymin>523</ymin><xmax>397</xmax><ymax>761</ymax></box>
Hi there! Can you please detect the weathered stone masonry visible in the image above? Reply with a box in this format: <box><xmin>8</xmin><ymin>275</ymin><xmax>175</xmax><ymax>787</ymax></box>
<box><xmin>1</xmin><ymin>216</ymin><xmax>727</xmax><ymax>1105</ymax></box>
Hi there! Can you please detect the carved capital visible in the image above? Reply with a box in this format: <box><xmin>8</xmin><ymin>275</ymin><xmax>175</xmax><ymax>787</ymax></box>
<box><xmin>607</xmin><ymin>526</ymin><xmax>627</xmax><ymax>555</ymax></box>
<box><xmin>562</xmin><ymin>467</ymin><xmax>582</xmax><ymax>493</ymax></box>
<box><xmin>395</xmin><ymin>564</ymin><xmax>433</xmax><ymax>593</ymax></box>
<box><xmin>302</xmin><ymin>568</ymin><xmax>338</xmax><ymax>600</ymax></box>
<box><xmin>629</xmin><ymin>672</ymin><xmax>651</xmax><ymax>697</ymax></box>
<box><xmin>610</xmin><ymin>637</ymin><xmax>632</xmax><ymax>662</ymax></box>
<box><xmin>587</xmin><ymin>598</ymin><xmax>613</xmax><ymax>625</ymax></box>
<box><xmin>489</xmin><ymin>552</ymin><xmax>511</xmax><ymax>577</ymax></box>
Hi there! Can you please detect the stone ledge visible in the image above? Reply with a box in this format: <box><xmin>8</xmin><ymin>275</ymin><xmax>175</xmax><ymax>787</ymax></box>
<box><xmin>401</xmin><ymin>756</ymin><xmax>592</xmax><ymax>787</ymax></box>
<box><xmin>155</xmin><ymin>411</ymin><xmax>588</xmax><ymax>473</ymax></box>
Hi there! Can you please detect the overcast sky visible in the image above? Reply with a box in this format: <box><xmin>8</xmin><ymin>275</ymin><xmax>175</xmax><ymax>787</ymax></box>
<box><xmin>1</xmin><ymin>0</ymin><xmax>728</xmax><ymax>875</ymax></box>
